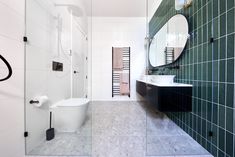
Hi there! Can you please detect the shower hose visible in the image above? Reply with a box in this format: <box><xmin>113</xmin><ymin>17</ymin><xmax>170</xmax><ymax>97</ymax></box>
<box><xmin>0</xmin><ymin>54</ymin><xmax>12</xmax><ymax>82</ymax></box>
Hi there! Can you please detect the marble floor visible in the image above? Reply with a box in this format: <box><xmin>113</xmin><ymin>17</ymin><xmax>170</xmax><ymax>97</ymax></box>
<box><xmin>28</xmin><ymin>101</ymin><xmax>212</xmax><ymax>157</ymax></box>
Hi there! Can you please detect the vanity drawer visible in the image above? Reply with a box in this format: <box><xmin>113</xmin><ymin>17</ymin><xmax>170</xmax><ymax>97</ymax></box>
<box><xmin>136</xmin><ymin>81</ymin><xmax>147</xmax><ymax>97</ymax></box>
<box><xmin>136</xmin><ymin>80</ymin><xmax>192</xmax><ymax>112</ymax></box>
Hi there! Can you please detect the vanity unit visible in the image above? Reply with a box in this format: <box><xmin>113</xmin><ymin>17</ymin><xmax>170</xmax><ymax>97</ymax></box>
<box><xmin>140</xmin><ymin>13</ymin><xmax>192</xmax><ymax>112</ymax></box>
<box><xmin>136</xmin><ymin>75</ymin><xmax>192</xmax><ymax>112</ymax></box>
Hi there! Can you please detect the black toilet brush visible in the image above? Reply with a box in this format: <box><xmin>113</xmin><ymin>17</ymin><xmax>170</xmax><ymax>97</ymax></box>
<box><xmin>46</xmin><ymin>111</ymin><xmax>55</xmax><ymax>141</ymax></box>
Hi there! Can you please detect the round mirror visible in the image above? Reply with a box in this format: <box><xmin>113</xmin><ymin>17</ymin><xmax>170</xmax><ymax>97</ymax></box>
<box><xmin>149</xmin><ymin>14</ymin><xmax>189</xmax><ymax>67</ymax></box>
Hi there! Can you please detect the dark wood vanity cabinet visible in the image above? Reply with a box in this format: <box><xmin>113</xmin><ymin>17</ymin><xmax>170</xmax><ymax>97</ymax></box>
<box><xmin>136</xmin><ymin>80</ymin><xmax>192</xmax><ymax>112</ymax></box>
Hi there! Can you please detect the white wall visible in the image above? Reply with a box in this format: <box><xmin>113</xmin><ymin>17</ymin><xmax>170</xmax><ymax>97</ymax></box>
<box><xmin>92</xmin><ymin>17</ymin><xmax>146</xmax><ymax>101</ymax></box>
<box><xmin>72</xmin><ymin>20</ymin><xmax>89</xmax><ymax>98</ymax></box>
<box><xmin>0</xmin><ymin>0</ymin><xmax>25</xmax><ymax>157</ymax></box>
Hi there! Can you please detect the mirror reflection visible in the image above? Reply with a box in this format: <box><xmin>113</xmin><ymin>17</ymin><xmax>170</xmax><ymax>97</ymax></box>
<box><xmin>149</xmin><ymin>14</ymin><xmax>189</xmax><ymax>67</ymax></box>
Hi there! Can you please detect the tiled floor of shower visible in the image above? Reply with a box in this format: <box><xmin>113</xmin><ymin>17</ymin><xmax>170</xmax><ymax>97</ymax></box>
<box><xmin>28</xmin><ymin>101</ymin><xmax>212</xmax><ymax>157</ymax></box>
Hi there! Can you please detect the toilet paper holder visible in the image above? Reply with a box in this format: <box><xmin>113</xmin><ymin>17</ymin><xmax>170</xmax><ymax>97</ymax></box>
<box><xmin>29</xmin><ymin>100</ymin><xmax>39</xmax><ymax>104</ymax></box>
<box><xmin>29</xmin><ymin>96</ymin><xmax>49</xmax><ymax>107</ymax></box>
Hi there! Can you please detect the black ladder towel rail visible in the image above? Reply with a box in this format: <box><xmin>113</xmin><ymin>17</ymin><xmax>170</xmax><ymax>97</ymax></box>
<box><xmin>165</xmin><ymin>47</ymin><xmax>174</xmax><ymax>64</ymax></box>
<box><xmin>112</xmin><ymin>47</ymin><xmax>130</xmax><ymax>97</ymax></box>
<box><xmin>0</xmin><ymin>54</ymin><xmax>12</xmax><ymax>82</ymax></box>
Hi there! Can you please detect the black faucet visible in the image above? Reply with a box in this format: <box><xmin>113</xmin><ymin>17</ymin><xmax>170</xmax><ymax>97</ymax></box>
<box><xmin>158</xmin><ymin>68</ymin><xmax>165</xmax><ymax>75</ymax></box>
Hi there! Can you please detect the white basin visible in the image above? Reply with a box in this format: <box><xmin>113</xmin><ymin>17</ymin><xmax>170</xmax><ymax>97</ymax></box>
<box><xmin>140</xmin><ymin>75</ymin><xmax>175</xmax><ymax>83</ymax></box>
<box><xmin>138</xmin><ymin>75</ymin><xmax>192</xmax><ymax>87</ymax></box>
<box><xmin>149</xmin><ymin>75</ymin><xmax>175</xmax><ymax>84</ymax></box>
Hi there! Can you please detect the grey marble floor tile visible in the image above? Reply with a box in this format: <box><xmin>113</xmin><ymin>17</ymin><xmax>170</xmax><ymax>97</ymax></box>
<box><xmin>92</xmin><ymin>136</ymin><xmax>128</xmax><ymax>157</ymax></box>
<box><xmin>91</xmin><ymin>101</ymin><xmax>130</xmax><ymax>115</ymax></box>
<box><xmin>126</xmin><ymin>136</ymin><xmax>146</xmax><ymax>157</ymax></box>
<box><xmin>145</xmin><ymin>155</ymin><xmax>174</xmax><ymax>157</ymax></box>
<box><xmin>146</xmin><ymin>136</ymin><xmax>169</xmax><ymax>156</ymax></box>
<box><xmin>27</xmin><ymin>156</ymin><xmax>90</xmax><ymax>157</ymax></box>
<box><xmin>128</xmin><ymin>117</ymin><xmax>146</xmax><ymax>136</ymax></box>
<box><xmin>92</xmin><ymin>101</ymin><xmax>146</xmax><ymax>137</ymax></box>
<box><xmin>147</xmin><ymin>114</ymin><xmax>184</xmax><ymax>136</ymax></box>
<box><xmin>27</xmin><ymin>101</ymin><xmax>212</xmax><ymax>157</ymax></box>
<box><xmin>159</xmin><ymin>135</ymin><xmax>209</xmax><ymax>156</ymax></box>
<box><xmin>146</xmin><ymin>134</ymin><xmax>211</xmax><ymax>156</ymax></box>
<box><xmin>77</xmin><ymin>114</ymin><xmax>92</xmax><ymax>136</ymax></box>
<box><xmin>128</xmin><ymin>102</ymin><xmax>147</xmax><ymax>137</ymax></box>
<box><xmin>92</xmin><ymin>113</ymin><xmax>130</xmax><ymax>136</ymax></box>
<box><xmin>29</xmin><ymin>133</ymin><xmax>91</xmax><ymax>156</ymax></box>
<box><xmin>180</xmin><ymin>155</ymin><xmax>213</xmax><ymax>157</ymax></box>
<box><xmin>129</xmin><ymin>102</ymin><xmax>147</xmax><ymax>120</ymax></box>
<box><xmin>92</xmin><ymin>136</ymin><xmax>145</xmax><ymax>157</ymax></box>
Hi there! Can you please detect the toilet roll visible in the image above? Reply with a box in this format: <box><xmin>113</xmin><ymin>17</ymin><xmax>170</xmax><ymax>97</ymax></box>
<box><xmin>33</xmin><ymin>96</ymin><xmax>49</xmax><ymax>107</ymax></box>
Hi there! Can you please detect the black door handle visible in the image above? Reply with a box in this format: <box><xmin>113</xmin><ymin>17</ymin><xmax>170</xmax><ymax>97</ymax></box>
<box><xmin>0</xmin><ymin>54</ymin><xmax>12</xmax><ymax>82</ymax></box>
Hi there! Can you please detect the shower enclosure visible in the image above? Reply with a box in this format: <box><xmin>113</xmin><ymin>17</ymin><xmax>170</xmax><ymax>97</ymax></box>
<box><xmin>24</xmin><ymin>0</ymin><xmax>92</xmax><ymax>156</ymax></box>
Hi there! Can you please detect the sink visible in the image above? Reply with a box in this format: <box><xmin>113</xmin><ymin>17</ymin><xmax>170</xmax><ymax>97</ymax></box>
<box><xmin>140</xmin><ymin>75</ymin><xmax>175</xmax><ymax>84</ymax></box>
<box><xmin>149</xmin><ymin>75</ymin><xmax>175</xmax><ymax>84</ymax></box>
<box><xmin>138</xmin><ymin>75</ymin><xmax>192</xmax><ymax>87</ymax></box>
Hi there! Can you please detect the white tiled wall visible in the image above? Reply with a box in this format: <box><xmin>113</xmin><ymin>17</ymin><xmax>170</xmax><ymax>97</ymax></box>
<box><xmin>91</xmin><ymin>17</ymin><xmax>146</xmax><ymax>101</ymax></box>
<box><xmin>25</xmin><ymin>0</ymin><xmax>92</xmax><ymax>153</ymax></box>
<box><xmin>72</xmin><ymin>19</ymin><xmax>88</xmax><ymax>98</ymax></box>
<box><xmin>0</xmin><ymin>1</ymin><xmax>25</xmax><ymax>157</ymax></box>
<box><xmin>0</xmin><ymin>0</ymin><xmax>90</xmax><ymax>156</ymax></box>
<box><xmin>25</xmin><ymin>0</ymin><xmax>71</xmax><ymax>152</ymax></box>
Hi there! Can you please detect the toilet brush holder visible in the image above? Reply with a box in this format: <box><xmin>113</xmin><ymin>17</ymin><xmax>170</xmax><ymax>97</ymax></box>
<box><xmin>46</xmin><ymin>111</ymin><xmax>55</xmax><ymax>141</ymax></box>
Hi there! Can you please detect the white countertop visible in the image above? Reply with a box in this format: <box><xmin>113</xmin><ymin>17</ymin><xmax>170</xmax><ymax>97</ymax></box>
<box><xmin>137</xmin><ymin>79</ymin><xmax>193</xmax><ymax>87</ymax></box>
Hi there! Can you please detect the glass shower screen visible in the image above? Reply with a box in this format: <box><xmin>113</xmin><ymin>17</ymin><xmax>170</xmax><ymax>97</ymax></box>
<box><xmin>24</xmin><ymin>0</ymin><xmax>91</xmax><ymax>156</ymax></box>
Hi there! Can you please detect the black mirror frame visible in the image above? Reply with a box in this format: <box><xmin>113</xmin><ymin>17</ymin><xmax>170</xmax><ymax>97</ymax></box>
<box><xmin>148</xmin><ymin>13</ymin><xmax>189</xmax><ymax>70</ymax></box>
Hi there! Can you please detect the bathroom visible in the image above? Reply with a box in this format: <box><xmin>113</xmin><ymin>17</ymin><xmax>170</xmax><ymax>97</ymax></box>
<box><xmin>0</xmin><ymin>0</ymin><xmax>234</xmax><ymax>157</ymax></box>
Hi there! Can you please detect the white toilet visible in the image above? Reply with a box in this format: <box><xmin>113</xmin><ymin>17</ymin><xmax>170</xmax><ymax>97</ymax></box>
<box><xmin>51</xmin><ymin>98</ymin><xmax>89</xmax><ymax>132</ymax></box>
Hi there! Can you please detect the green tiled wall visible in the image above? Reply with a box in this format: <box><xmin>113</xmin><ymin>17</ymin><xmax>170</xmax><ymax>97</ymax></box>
<box><xmin>150</xmin><ymin>0</ymin><xmax>235</xmax><ymax>157</ymax></box>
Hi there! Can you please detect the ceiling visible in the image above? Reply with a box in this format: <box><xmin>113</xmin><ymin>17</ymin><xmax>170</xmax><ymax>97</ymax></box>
<box><xmin>51</xmin><ymin>0</ymin><xmax>163</xmax><ymax>17</ymax></box>
<box><xmin>91</xmin><ymin>0</ymin><xmax>146</xmax><ymax>17</ymax></box>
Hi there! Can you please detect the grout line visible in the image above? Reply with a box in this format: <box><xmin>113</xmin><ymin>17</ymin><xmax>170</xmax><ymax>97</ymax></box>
<box><xmin>224</xmin><ymin>0</ymin><xmax>228</xmax><ymax>153</ymax></box>
<box><xmin>170</xmin><ymin>113</ymin><xmax>231</xmax><ymax>156</ymax></box>
<box><xmin>150</xmin><ymin>0</ymin><xmax>235</xmax><ymax>156</ymax></box>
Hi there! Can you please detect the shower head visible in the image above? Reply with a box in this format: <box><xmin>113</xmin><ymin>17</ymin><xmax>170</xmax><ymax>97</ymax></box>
<box><xmin>54</xmin><ymin>4</ymin><xmax>83</xmax><ymax>17</ymax></box>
